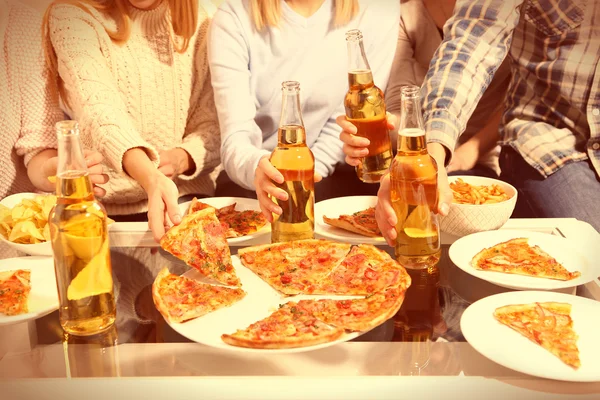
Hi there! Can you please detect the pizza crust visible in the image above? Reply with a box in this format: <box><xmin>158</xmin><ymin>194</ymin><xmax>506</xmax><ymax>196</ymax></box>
<box><xmin>323</xmin><ymin>216</ymin><xmax>379</xmax><ymax>237</ymax></box>
<box><xmin>221</xmin><ymin>326</ymin><xmax>344</xmax><ymax>349</ymax></box>
<box><xmin>151</xmin><ymin>268</ymin><xmax>174</xmax><ymax>323</ymax></box>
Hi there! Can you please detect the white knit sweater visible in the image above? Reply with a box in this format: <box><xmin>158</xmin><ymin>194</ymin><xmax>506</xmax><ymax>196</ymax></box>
<box><xmin>47</xmin><ymin>1</ymin><xmax>222</xmax><ymax>215</ymax></box>
<box><xmin>0</xmin><ymin>0</ymin><xmax>64</xmax><ymax>199</ymax></box>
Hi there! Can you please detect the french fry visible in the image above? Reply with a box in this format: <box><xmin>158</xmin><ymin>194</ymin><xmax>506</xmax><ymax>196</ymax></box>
<box><xmin>450</xmin><ymin>178</ymin><xmax>511</xmax><ymax>205</ymax></box>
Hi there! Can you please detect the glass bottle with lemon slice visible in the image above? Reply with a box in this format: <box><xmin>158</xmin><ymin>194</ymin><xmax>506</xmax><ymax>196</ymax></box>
<box><xmin>390</xmin><ymin>86</ymin><xmax>441</xmax><ymax>268</ymax></box>
<box><xmin>49</xmin><ymin>121</ymin><xmax>116</xmax><ymax>336</ymax></box>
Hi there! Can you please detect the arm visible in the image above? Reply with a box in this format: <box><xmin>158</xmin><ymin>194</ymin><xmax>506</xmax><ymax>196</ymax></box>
<box><xmin>47</xmin><ymin>5</ymin><xmax>159</xmax><ymax>173</ymax></box>
<box><xmin>208</xmin><ymin>8</ymin><xmax>270</xmax><ymax>190</ymax></box>
<box><xmin>175</xmin><ymin>21</ymin><xmax>221</xmax><ymax>180</ymax></box>
<box><xmin>423</xmin><ymin>0</ymin><xmax>524</xmax><ymax>164</ymax></box>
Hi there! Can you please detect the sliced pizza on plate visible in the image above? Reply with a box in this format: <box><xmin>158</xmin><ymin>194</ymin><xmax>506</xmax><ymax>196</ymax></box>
<box><xmin>494</xmin><ymin>302</ymin><xmax>580</xmax><ymax>369</ymax></box>
<box><xmin>471</xmin><ymin>238</ymin><xmax>581</xmax><ymax>281</ymax></box>
<box><xmin>186</xmin><ymin>198</ymin><xmax>267</xmax><ymax>238</ymax></box>
<box><xmin>152</xmin><ymin>268</ymin><xmax>246</xmax><ymax>323</ymax></box>
<box><xmin>323</xmin><ymin>207</ymin><xmax>381</xmax><ymax>237</ymax></box>
<box><xmin>0</xmin><ymin>269</ymin><xmax>31</xmax><ymax>316</ymax></box>
<box><xmin>160</xmin><ymin>208</ymin><xmax>241</xmax><ymax>286</ymax></box>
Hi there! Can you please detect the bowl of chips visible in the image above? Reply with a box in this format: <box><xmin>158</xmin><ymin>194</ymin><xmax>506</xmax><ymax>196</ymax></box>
<box><xmin>439</xmin><ymin>176</ymin><xmax>517</xmax><ymax>237</ymax></box>
<box><xmin>0</xmin><ymin>192</ymin><xmax>56</xmax><ymax>256</ymax></box>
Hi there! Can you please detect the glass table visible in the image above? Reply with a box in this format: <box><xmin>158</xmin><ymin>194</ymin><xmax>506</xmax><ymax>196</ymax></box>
<box><xmin>1</xmin><ymin>218</ymin><xmax>599</xmax><ymax>399</ymax></box>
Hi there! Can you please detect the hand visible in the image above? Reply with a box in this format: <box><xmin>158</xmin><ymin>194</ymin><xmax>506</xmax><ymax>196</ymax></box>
<box><xmin>375</xmin><ymin>142</ymin><xmax>452</xmax><ymax>247</ymax></box>
<box><xmin>254</xmin><ymin>157</ymin><xmax>322</xmax><ymax>223</ymax></box>
<box><xmin>43</xmin><ymin>150</ymin><xmax>109</xmax><ymax>197</ymax></box>
<box><xmin>144</xmin><ymin>172</ymin><xmax>182</xmax><ymax>242</ymax></box>
<box><xmin>158</xmin><ymin>148</ymin><xmax>193</xmax><ymax>180</ymax></box>
<box><xmin>446</xmin><ymin>144</ymin><xmax>478</xmax><ymax>173</ymax></box>
<box><xmin>336</xmin><ymin>113</ymin><xmax>397</xmax><ymax>166</ymax></box>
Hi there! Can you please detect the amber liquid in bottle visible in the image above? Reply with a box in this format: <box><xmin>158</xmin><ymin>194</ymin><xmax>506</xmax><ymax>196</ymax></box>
<box><xmin>270</xmin><ymin>82</ymin><xmax>315</xmax><ymax>243</ymax></box>
<box><xmin>49</xmin><ymin>121</ymin><xmax>116</xmax><ymax>336</ymax></box>
<box><xmin>345</xmin><ymin>30</ymin><xmax>393</xmax><ymax>183</ymax></box>
<box><xmin>390</xmin><ymin>87</ymin><xmax>441</xmax><ymax>268</ymax></box>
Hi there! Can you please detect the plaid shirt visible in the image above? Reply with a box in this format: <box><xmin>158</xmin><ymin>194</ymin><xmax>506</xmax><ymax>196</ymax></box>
<box><xmin>423</xmin><ymin>0</ymin><xmax>600</xmax><ymax>178</ymax></box>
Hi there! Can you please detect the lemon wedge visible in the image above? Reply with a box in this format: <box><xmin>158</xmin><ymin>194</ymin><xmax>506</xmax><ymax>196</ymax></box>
<box><xmin>403</xmin><ymin>204</ymin><xmax>437</xmax><ymax>238</ymax></box>
<box><xmin>404</xmin><ymin>227</ymin><xmax>438</xmax><ymax>238</ymax></box>
<box><xmin>67</xmin><ymin>240</ymin><xmax>113</xmax><ymax>301</ymax></box>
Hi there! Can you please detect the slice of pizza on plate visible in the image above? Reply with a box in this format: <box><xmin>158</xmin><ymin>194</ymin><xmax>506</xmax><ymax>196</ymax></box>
<box><xmin>471</xmin><ymin>238</ymin><xmax>581</xmax><ymax>281</ymax></box>
<box><xmin>221</xmin><ymin>301</ymin><xmax>344</xmax><ymax>349</ymax></box>
<box><xmin>323</xmin><ymin>207</ymin><xmax>381</xmax><ymax>237</ymax></box>
<box><xmin>152</xmin><ymin>268</ymin><xmax>246</xmax><ymax>323</ymax></box>
<box><xmin>160</xmin><ymin>208</ymin><xmax>241</xmax><ymax>286</ymax></box>
<box><xmin>0</xmin><ymin>269</ymin><xmax>31</xmax><ymax>316</ymax></box>
<box><xmin>186</xmin><ymin>198</ymin><xmax>267</xmax><ymax>238</ymax></box>
<box><xmin>493</xmin><ymin>302</ymin><xmax>580</xmax><ymax>369</ymax></box>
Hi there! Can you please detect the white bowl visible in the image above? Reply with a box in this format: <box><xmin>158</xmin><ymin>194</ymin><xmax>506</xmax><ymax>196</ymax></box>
<box><xmin>439</xmin><ymin>175</ymin><xmax>517</xmax><ymax>237</ymax></box>
<box><xmin>0</xmin><ymin>192</ymin><xmax>53</xmax><ymax>257</ymax></box>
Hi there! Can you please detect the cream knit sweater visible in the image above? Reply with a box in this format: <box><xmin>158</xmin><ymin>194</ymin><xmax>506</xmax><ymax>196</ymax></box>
<box><xmin>47</xmin><ymin>1</ymin><xmax>221</xmax><ymax>216</ymax></box>
<box><xmin>0</xmin><ymin>0</ymin><xmax>63</xmax><ymax>199</ymax></box>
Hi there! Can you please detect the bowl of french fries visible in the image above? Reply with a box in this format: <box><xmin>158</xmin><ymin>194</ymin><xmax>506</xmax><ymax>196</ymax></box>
<box><xmin>439</xmin><ymin>176</ymin><xmax>517</xmax><ymax>237</ymax></box>
<box><xmin>0</xmin><ymin>192</ymin><xmax>56</xmax><ymax>256</ymax></box>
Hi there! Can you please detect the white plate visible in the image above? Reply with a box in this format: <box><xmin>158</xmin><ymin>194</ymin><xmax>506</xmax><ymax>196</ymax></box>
<box><xmin>461</xmin><ymin>290</ymin><xmax>600</xmax><ymax>382</ymax></box>
<box><xmin>179</xmin><ymin>197</ymin><xmax>270</xmax><ymax>245</ymax></box>
<box><xmin>0</xmin><ymin>257</ymin><xmax>59</xmax><ymax>325</ymax></box>
<box><xmin>166</xmin><ymin>256</ymin><xmax>363</xmax><ymax>354</ymax></box>
<box><xmin>448</xmin><ymin>230</ymin><xmax>595</xmax><ymax>290</ymax></box>
<box><xmin>314</xmin><ymin>196</ymin><xmax>384</xmax><ymax>245</ymax></box>
<box><xmin>0</xmin><ymin>193</ymin><xmax>53</xmax><ymax>257</ymax></box>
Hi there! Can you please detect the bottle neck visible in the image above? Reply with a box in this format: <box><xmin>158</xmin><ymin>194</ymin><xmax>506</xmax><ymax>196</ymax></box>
<box><xmin>55</xmin><ymin>121</ymin><xmax>94</xmax><ymax>199</ymax></box>
<box><xmin>397</xmin><ymin>86</ymin><xmax>426</xmax><ymax>153</ymax></box>
<box><xmin>346</xmin><ymin>35</ymin><xmax>373</xmax><ymax>90</ymax></box>
<box><xmin>279</xmin><ymin>82</ymin><xmax>306</xmax><ymax>145</ymax></box>
<box><xmin>278</xmin><ymin>125</ymin><xmax>307</xmax><ymax>146</ymax></box>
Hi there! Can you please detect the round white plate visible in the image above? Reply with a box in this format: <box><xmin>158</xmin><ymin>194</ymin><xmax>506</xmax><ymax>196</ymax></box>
<box><xmin>179</xmin><ymin>197</ymin><xmax>270</xmax><ymax>245</ymax></box>
<box><xmin>314</xmin><ymin>196</ymin><xmax>384</xmax><ymax>245</ymax></box>
<box><xmin>461</xmin><ymin>290</ymin><xmax>600</xmax><ymax>382</ymax></box>
<box><xmin>0</xmin><ymin>257</ymin><xmax>59</xmax><ymax>326</ymax></box>
<box><xmin>166</xmin><ymin>255</ymin><xmax>363</xmax><ymax>354</ymax></box>
<box><xmin>448</xmin><ymin>230</ymin><xmax>594</xmax><ymax>290</ymax></box>
<box><xmin>0</xmin><ymin>193</ymin><xmax>53</xmax><ymax>257</ymax></box>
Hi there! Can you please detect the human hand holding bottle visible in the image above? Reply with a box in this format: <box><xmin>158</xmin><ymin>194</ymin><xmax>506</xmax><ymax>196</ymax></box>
<box><xmin>336</xmin><ymin>114</ymin><xmax>396</xmax><ymax>167</ymax></box>
<box><xmin>254</xmin><ymin>156</ymin><xmax>322</xmax><ymax>223</ymax></box>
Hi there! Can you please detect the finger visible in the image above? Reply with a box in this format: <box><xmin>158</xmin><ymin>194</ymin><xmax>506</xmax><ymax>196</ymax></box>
<box><xmin>335</xmin><ymin>115</ymin><xmax>357</xmax><ymax>135</ymax></box>
<box><xmin>260</xmin><ymin>159</ymin><xmax>284</xmax><ymax>184</ymax></box>
<box><xmin>90</xmin><ymin>173</ymin><xmax>109</xmax><ymax>185</ymax></box>
<box><xmin>386</xmin><ymin>112</ymin><xmax>398</xmax><ymax>131</ymax></box>
<box><xmin>437</xmin><ymin>170</ymin><xmax>453</xmax><ymax>216</ymax></box>
<box><xmin>345</xmin><ymin>155</ymin><xmax>361</xmax><ymax>167</ymax></box>
<box><xmin>343</xmin><ymin>143</ymin><xmax>369</xmax><ymax>159</ymax></box>
<box><xmin>84</xmin><ymin>151</ymin><xmax>103</xmax><ymax>167</ymax></box>
<box><xmin>257</xmin><ymin>192</ymin><xmax>281</xmax><ymax>222</ymax></box>
<box><xmin>158</xmin><ymin>165</ymin><xmax>174</xmax><ymax>177</ymax></box>
<box><xmin>163</xmin><ymin>190</ymin><xmax>182</xmax><ymax>226</ymax></box>
<box><xmin>376</xmin><ymin>175</ymin><xmax>397</xmax><ymax>246</ymax></box>
<box><xmin>339</xmin><ymin>130</ymin><xmax>369</xmax><ymax>148</ymax></box>
<box><xmin>93</xmin><ymin>186</ymin><xmax>106</xmax><ymax>198</ymax></box>
<box><xmin>262</xmin><ymin>181</ymin><xmax>288</xmax><ymax>201</ymax></box>
<box><xmin>314</xmin><ymin>173</ymin><xmax>322</xmax><ymax>183</ymax></box>
<box><xmin>147</xmin><ymin>199</ymin><xmax>166</xmax><ymax>243</ymax></box>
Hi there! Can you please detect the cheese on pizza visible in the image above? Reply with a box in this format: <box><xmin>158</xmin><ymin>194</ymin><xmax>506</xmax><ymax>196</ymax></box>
<box><xmin>160</xmin><ymin>208</ymin><xmax>240</xmax><ymax>286</ymax></box>
<box><xmin>472</xmin><ymin>238</ymin><xmax>581</xmax><ymax>281</ymax></box>
<box><xmin>494</xmin><ymin>302</ymin><xmax>580</xmax><ymax>369</ymax></box>
<box><xmin>186</xmin><ymin>198</ymin><xmax>267</xmax><ymax>238</ymax></box>
<box><xmin>0</xmin><ymin>269</ymin><xmax>31</xmax><ymax>316</ymax></box>
<box><xmin>152</xmin><ymin>268</ymin><xmax>246</xmax><ymax>323</ymax></box>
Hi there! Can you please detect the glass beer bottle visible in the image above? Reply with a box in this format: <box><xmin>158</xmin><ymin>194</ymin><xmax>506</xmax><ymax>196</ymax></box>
<box><xmin>344</xmin><ymin>29</ymin><xmax>393</xmax><ymax>183</ymax></box>
<box><xmin>390</xmin><ymin>86</ymin><xmax>441</xmax><ymax>268</ymax></box>
<box><xmin>49</xmin><ymin>121</ymin><xmax>116</xmax><ymax>336</ymax></box>
<box><xmin>270</xmin><ymin>81</ymin><xmax>315</xmax><ymax>243</ymax></box>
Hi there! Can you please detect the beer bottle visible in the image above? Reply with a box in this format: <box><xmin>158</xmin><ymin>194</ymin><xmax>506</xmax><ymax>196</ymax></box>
<box><xmin>49</xmin><ymin>121</ymin><xmax>116</xmax><ymax>336</ymax></box>
<box><xmin>270</xmin><ymin>81</ymin><xmax>315</xmax><ymax>243</ymax></box>
<box><xmin>390</xmin><ymin>86</ymin><xmax>441</xmax><ymax>268</ymax></box>
<box><xmin>64</xmin><ymin>326</ymin><xmax>121</xmax><ymax>377</ymax></box>
<box><xmin>344</xmin><ymin>29</ymin><xmax>393</xmax><ymax>183</ymax></box>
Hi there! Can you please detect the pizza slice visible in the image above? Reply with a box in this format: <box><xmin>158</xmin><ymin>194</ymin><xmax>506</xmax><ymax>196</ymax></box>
<box><xmin>221</xmin><ymin>301</ymin><xmax>343</xmax><ymax>349</ymax></box>
<box><xmin>471</xmin><ymin>238</ymin><xmax>581</xmax><ymax>281</ymax></box>
<box><xmin>323</xmin><ymin>207</ymin><xmax>381</xmax><ymax>237</ymax></box>
<box><xmin>314</xmin><ymin>245</ymin><xmax>409</xmax><ymax>295</ymax></box>
<box><xmin>186</xmin><ymin>197</ymin><xmax>214</xmax><ymax>215</ymax></box>
<box><xmin>160</xmin><ymin>208</ymin><xmax>241</xmax><ymax>286</ymax></box>
<box><xmin>186</xmin><ymin>198</ymin><xmax>267</xmax><ymax>238</ymax></box>
<box><xmin>296</xmin><ymin>286</ymin><xmax>407</xmax><ymax>332</ymax></box>
<box><xmin>238</xmin><ymin>239</ymin><xmax>351</xmax><ymax>295</ymax></box>
<box><xmin>494</xmin><ymin>302</ymin><xmax>580</xmax><ymax>369</ymax></box>
<box><xmin>152</xmin><ymin>268</ymin><xmax>246</xmax><ymax>323</ymax></box>
<box><xmin>0</xmin><ymin>269</ymin><xmax>31</xmax><ymax>316</ymax></box>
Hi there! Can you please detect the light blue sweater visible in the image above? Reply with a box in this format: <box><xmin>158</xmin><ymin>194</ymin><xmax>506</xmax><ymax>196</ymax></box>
<box><xmin>208</xmin><ymin>0</ymin><xmax>400</xmax><ymax>189</ymax></box>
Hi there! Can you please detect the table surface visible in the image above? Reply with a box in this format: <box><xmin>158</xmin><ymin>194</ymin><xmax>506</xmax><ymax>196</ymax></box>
<box><xmin>1</xmin><ymin>217</ymin><xmax>599</xmax><ymax>399</ymax></box>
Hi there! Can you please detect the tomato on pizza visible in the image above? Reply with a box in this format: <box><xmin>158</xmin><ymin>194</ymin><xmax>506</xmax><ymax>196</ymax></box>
<box><xmin>0</xmin><ymin>269</ymin><xmax>31</xmax><ymax>316</ymax></box>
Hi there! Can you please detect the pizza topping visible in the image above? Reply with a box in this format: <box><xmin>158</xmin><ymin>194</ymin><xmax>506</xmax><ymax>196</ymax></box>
<box><xmin>280</xmin><ymin>274</ymin><xmax>292</xmax><ymax>284</ymax></box>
